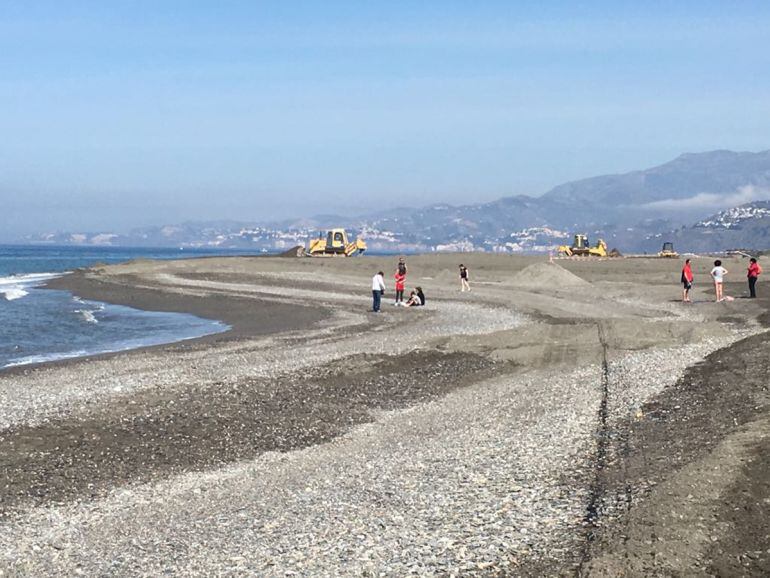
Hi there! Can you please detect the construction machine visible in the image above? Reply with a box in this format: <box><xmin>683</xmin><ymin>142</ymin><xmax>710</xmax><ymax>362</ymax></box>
<box><xmin>657</xmin><ymin>242</ymin><xmax>679</xmax><ymax>258</ymax></box>
<box><xmin>307</xmin><ymin>228</ymin><xmax>367</xmax><ymax>256</ymax></box>
<box><xmin>557</xmin><ymin>234</ymin><xmax>614</xmax><ymax>257</ymax></box>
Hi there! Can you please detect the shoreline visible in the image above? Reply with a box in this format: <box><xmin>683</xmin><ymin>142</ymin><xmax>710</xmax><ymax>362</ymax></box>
<box><xmin>45</xmin><ymin>267</ymin><xmax>331</xmax><ymax>340</ymax></box>
<box><xmin>0</xmin><ymin>266</ymin><xmax>334</xmax><ymax>375</ymax></box>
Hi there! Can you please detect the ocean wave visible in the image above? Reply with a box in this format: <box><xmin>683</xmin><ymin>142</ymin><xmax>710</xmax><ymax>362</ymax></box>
<box><xmin>0</xmin><ymin>272</ymin><xmax>63</xmax><ymax>301</ymax></box>
<box><xmin>75</xmin><ymin>309</ymin><xmax>99</xmax><ymax>324</ymax></box>
<box><xmin>0</xmin><ymin>272</ymin><xmax>63</xmax><ymax>285</ymax></box>
<box><xmin>1</xmin><ymin>287</ymin><xmax>29</xmax><ymax>301</ymax></box>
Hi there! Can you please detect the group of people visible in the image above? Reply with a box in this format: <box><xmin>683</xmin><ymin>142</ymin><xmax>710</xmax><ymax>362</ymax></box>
<box><xmin>370</xmin><ymin>259</ymin><xmax>473</xmax><ymax>312</ymax></box>
<box><xmin>681</xmin><ymin>257</ymin><xmax>762</xmax><ymax>303</ymax></box>
<box><xmin>371</xmin><ymin>257</ymin><xmax>425</xmax><ymax>312</ymax></box>
<box><xmin>371</xmin><ymin>253</ymin><xmax>761</xmax><ymax>312</ymax></box>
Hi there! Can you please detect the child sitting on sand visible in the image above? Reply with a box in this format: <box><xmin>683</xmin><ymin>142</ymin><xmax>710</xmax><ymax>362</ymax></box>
<box><xmin>405</xmin><ymin>288</ymin><xmax>424</xmax><ymax>307</ymax></box>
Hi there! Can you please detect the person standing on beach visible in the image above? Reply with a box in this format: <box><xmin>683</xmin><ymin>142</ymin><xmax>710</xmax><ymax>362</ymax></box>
<box><xmin>681</xmin><ymin>258</ymin><xmax>694</xmax><ymax>302</ymax></box>
<box><xmin>459</xmin><ymin>264</ymin><xmax>470</xmax><ymax>292</ymax></box>
<box><xmin>371</xmin><ymin>271</ymin><xmax>386</xmax><ymax>312</ymax></box>
<box><xmin>710</xmin><ymin>260</ymin><xmax>728</xmax><ymax>302</ymax></box>
<box><xmin>747</xmin><ymin>257</ymin><xmax>761</xmax><ymax>298</ymax></box>
<box><xmin>394</xmin><ymin>270</ymin><xmax>406</xmax><ymax>305</ymax></box>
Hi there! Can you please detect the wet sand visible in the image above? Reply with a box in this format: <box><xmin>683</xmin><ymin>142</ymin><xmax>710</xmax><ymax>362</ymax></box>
<box><xmin>46</xmin><ymin>263</ymin><xmax>330</xmax><ymax>340</ymax></box>
<box><xmin>1</xmin><ymin>254</ymin><xmax>768</xmax><ymax>575</ymax></box>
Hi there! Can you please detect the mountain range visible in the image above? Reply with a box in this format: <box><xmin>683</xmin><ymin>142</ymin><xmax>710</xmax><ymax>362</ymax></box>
<box><xmin>23</xmin><ymin>150</ymin><xmax>770</xmax><ymax>254</ymax></box>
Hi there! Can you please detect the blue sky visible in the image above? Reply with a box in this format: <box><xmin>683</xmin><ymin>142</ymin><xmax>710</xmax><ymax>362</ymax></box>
<box><xmin>2</xmin><ymin>1</ymin><xmax>770</xmax><ymax>238</ymax></box>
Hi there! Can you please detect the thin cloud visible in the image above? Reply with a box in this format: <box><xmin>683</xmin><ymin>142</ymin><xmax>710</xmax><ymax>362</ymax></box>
<box><xmin>640</xmin><ymin>185</ymin><xmax>770</xmax><ymax>211</ymax></box>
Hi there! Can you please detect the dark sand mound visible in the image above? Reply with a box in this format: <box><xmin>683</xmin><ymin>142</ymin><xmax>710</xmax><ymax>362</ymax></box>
<box><xmin>277</xmin><ymin>245</ymin><xmax>306</xmax><ymax>258</ymax></box>
<box><xmin>513</xmin><ymin>262</ymin><xmax>590</xmax><ymax>288</ymax></box>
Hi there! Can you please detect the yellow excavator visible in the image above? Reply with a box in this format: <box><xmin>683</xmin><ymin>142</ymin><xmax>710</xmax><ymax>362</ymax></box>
<box><xmin>558</xmin><ymin>234</ymin><xmax>618</xmax><ymax>257</ymax></box>
<box><xmin>307</xmin><ymin>228</ymin><xmax>367</xmax><ymax>256</ymax></box>
<box><xmin>657</xmin><ymin>242</ymin><xmax>679</xmax><ymax>258</ymax></box>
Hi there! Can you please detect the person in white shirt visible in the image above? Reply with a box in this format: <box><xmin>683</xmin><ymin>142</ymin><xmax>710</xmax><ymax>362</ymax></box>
<box><xmin>710</xmin><ymin>259</ymin><xmax>728</xmax><ymax>302</ymax></box>
<box><xmin>371</xmin><ymin>271</ymin><xmax>386</xmax><ymax>312</ymax></box>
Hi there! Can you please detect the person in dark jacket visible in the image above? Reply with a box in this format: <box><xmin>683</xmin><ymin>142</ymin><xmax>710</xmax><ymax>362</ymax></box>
<box><xmin>459</xmin><ymin>264</ymin><xmax>470</xmax><ymax>292</ymax></box>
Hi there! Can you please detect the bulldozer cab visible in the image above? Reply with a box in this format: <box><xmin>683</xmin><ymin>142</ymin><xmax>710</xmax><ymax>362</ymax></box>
<box><xmin>325</xmin><ymin>229</ymin><xmax>348</xmax><ymax>253</ymax></box>
<box><xmin>573</xmin><ymin>234</ymin><xmax>589</xmax><ymax>249</ymax></box>
<box><xmin>658</xmin><ymin>241</ymin><xmax>678</xmax><ymax>258</ymax></box>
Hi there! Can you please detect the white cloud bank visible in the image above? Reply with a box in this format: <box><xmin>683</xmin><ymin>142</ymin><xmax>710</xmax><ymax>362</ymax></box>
<box><xmin>640</xmin><ymin>185</ymin><xmax>770</xmax><ymax>211</ymax></box>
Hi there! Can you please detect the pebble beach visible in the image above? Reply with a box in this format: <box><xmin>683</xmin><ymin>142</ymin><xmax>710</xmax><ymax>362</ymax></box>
<box><xmin>1</xmin><ymin>253</ymin><xmax>769</xmax><ymax>576</ymax></box>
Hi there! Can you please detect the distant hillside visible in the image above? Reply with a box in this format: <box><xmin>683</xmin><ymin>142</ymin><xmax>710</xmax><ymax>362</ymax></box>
<box><xmin>540</xmin><ymin>150</ymin><xmax>770</xmax><ymax>227</ymax></box>
<box><xmin>545</xmin><ymin>150</ymin><xmax>770</xmax><ymax>205</ymax></box>
<box><xmin>645</xmin><ymin>201</ymin><xmax>770</xmax><ymax>253</ymax></box>
<box><xmin>23</xmin><ymin>150</ymin><xmax>770</xmax><ymax>253</ymax></box>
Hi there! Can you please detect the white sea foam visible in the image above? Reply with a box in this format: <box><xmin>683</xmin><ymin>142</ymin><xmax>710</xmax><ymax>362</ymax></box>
<box><xmin>3</xmin><ymin>350</ymin><xmax>90</xmax><ymax>368</ymax></box>
<box><xmin>76</xmin><ymin>310</ymin><xmax>99</xmax><ymax>324</ymax></box>
<box><xmin>0</xmin><ymin>272</ymin><xmax>63</xmax><ymax>301</ymax></box>
<box><xmin>2</xmin><ymin>288</ymin><xmax>28</xmax><ymax>301</ymax></box>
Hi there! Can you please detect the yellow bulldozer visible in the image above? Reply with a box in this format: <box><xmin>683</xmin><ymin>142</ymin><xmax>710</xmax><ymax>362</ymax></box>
<box><xmin>557</xmin><ymin>234</ymin><xmax>619</xmax><ymax>257</ymax></box>
<box><xmin>657</xmin><ymin>242</ymin><xmax>679</xmax><ymax>258</ymax></box>
<box><xmin>306</xmin><ymin>228</ymin><xmax>367</xmax><ymax>257</ymax></box>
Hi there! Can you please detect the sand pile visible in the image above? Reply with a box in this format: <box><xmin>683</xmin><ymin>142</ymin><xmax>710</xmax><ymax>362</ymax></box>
<box><xmin>512</xmin><ymin>262</ymin><xmax>590</xmax><ymax>288</ymax></box>
<box><xmin>277</xmin><ymin>245</ymin><xmax>306</xmax><ymax>258</ymax></box>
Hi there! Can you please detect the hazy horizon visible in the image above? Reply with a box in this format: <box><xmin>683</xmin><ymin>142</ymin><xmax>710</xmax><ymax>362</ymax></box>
<box><xmin>3</xmin><ymin>2</ymin><xmax>770</xmax><ymax>240</ymax></box>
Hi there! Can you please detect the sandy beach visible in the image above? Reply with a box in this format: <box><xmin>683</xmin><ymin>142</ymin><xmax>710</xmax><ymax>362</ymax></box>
<box><xmin>1</xmin><ymin>253</ymin><xmax>769</xmax><ymax>576</ymax></box>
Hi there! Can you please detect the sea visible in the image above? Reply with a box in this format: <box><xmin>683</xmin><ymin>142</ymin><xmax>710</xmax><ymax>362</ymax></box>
<box><xmin>0</xmin><ymin>245</ymin><xmax>257</xmax><ymax>369</ymax></box>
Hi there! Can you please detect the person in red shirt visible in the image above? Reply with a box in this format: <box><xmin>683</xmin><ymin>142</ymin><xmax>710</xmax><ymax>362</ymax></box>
<box><xmin>394</xmin><ymin>271</ymin><xmax>406</xmax><ymax>305</ymax></box>
<box><xmin>747</xmin><ymin>257</ymin><xmax>761</xmax><ymax>298</ymax></box>
<box><xmin>681</xmin><ymin>258</ymin><xmax>694</xmax><ymax>303</ymax></box>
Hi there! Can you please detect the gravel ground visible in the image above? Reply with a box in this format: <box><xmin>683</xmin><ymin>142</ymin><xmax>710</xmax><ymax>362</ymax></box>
<box><xmin>605</xmin><ymin>324</ymin><xmax>764</xmax><ymax>433</ymax></box>
<box><xmin>4</xmin><ymin>322</ymin><xmax>758</xmax><ymax>576</ymax></box>
<box><xmin>0</xmin><ymin>364</ymin><xmax>602</xmax><ymax>576</ymax></box>
<box><xmin>0</xmin><ymin>351</ymin><xmax>499</xmax><ymax>513</ymax></box>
